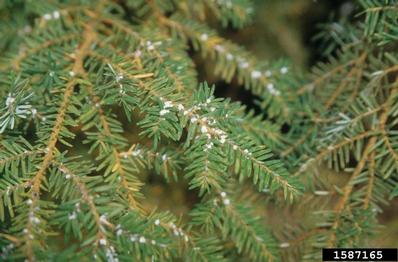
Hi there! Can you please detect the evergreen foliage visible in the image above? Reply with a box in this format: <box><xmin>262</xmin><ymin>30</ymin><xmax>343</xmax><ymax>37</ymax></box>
<box><xmin>0</xmin><ymin>0</ymin><xmax>396</xmax><ymax>261</ymax></box>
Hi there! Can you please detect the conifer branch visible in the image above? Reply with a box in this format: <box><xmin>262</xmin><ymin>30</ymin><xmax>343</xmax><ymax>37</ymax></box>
<box><xmin>12</xmin><ymin>33</ymin><xmax>80</xmax><ymax>71</ymax></box>
<box><xmin>82</xmin><ymin>76</ymin><xmax>141</xmax><ymax>210</ymax></box>
<box><xmin>1</xmin><ymin>1</ymin><xmax>396</xmax><ymax>260</ymax></box>
<box><xmin>157</xmin><ymin>14</ymin><xmax>290</xmax><ymax>117</ymax></box>
<box><xmin>52</xmin><ymin>161</ymin><xmax>112</xmax><ymax>247</ymax></box>
<box><xmin>222</xmin><ymin>202</ymin><xmax>277</xmax><ymax>261</ymax></box>
<box><xmin>363</xmin><ymin>151</ymin><xmax>376</xmax><ymax>209</ymax></box>
<box><xmin>327</xmin><ymin>98</ymin><xmax>390</xmax><ymax>247</ymax></box>
<box><xmin>99</xmin><ymin>18</ymin><xmax>192</xmax><ymax>93</ymax></box>
<box><xmin>296</xmin><ymin>58</ymin><xmax>358</xmax><ymax>95</ymax></box>
<box><xmin>24</xmin><ymin>3</ymin><xmax>105</xmax><ymax>259</ymax></box>
<box><xmin>0</xmin><ymin>148</ymin><xmax>45</xmax><ymax>167</ymax></box>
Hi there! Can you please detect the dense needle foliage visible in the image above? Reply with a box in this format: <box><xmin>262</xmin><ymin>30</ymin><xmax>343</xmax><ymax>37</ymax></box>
<box><xmin>0</xmin><ymin>0</ymin><xmax>397</xmax><ymax>261</ymax></box>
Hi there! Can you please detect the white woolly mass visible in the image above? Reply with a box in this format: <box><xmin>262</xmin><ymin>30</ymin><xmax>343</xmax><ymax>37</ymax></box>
<box><xmin>266</xmin><ymin>83</ymin><xmax>280</xmax><ymax>96</ymax></box>
<box><xmin>200</xmin><ymin>33</ymin><xmax>209</xmax><ymax>41</ymax></box>
<box><xmin>279</xmin><ymin>242</ymin><xmax>290</xmax><ymax>248</ymax></box>
<box><xmin>99</xmin><ymin>238</ymin><xmax>107</xmax><ymax>246</ymax></box>
<box><xmin>280</xmin><ymin>66</ymin><xmax>288</xmax><ymax>74</ymax></box>
<box><xmin>223</xmin><ymin>198</ymin><xmax>231</xmax><ymax>205</ymax></box>
<box><xmin>251</xmin><ymin>70</ymin><xmax>262</xmax><ymax>79</ymax></box>
<box><xmin>68</xmin><ymin>212</ymin><xmax>77</xmax><ymax>220</ymax></box>
<box><xmin>53</xmin><ymin>11</ymin><xmax>60</xmax><ymax>19</ymax></box>
<box><xmin>159</xmin><ymin>109</ymin><xmax>170</xmax><ymax>116</ymax></box>
<box><xmin>190</xmin><ymin>117</ymin><xmax>198</xmax><ymax>123</ymax></box>
<box><xmin>43</xmin><ymin>14</ymin><xmax>52</xmax><ymax>20</ymax></box>
<box><xmin>139</xmin><ymin>236</ymin><xmax>146</xmax><ymax>243</ymax></box>
<box><xmin>314</xmin><ymin>190</ymin><xmax>329</xmax><ymax>196</ymax></box>
<box><xmin>132</xmin><ymin>149</ymin><xmax>141</xmax><ymax>156</ymax></box>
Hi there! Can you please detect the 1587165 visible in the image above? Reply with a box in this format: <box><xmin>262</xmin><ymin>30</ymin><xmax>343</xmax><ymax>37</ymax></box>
<box><xmin>322</xmin><ymin>248</ymin><xmax>397</xmax><ymax>261</ymax></box>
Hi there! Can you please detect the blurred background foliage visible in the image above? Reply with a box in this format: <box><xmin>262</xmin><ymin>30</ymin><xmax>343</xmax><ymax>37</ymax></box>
<box><xmin>139</xmin><ymin>0</ymin><xmax>398</xmax><ymax>248</ymax></box>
